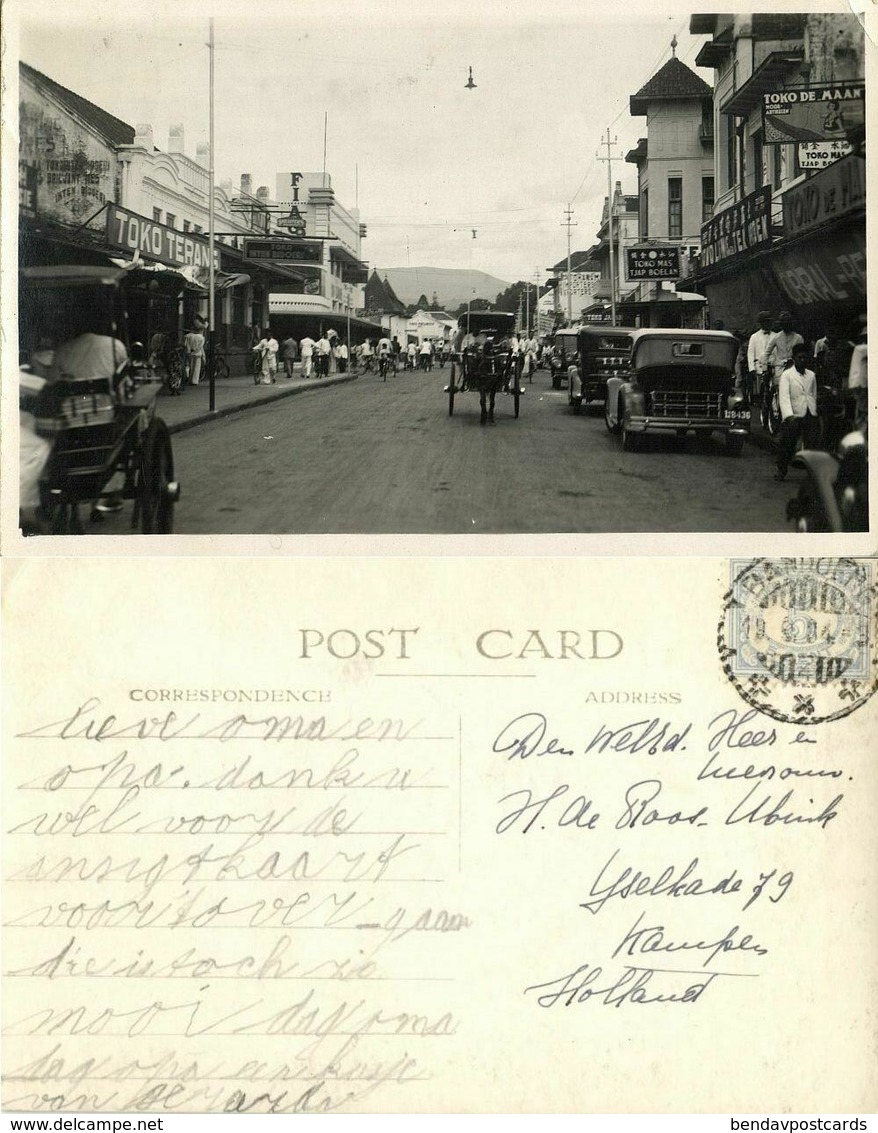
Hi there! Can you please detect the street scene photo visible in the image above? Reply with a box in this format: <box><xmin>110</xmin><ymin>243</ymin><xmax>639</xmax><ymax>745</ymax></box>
<box><xmin>13</xmin><ymin>2</ymin><xmax>869</xmax><ymax>535</ymax></box>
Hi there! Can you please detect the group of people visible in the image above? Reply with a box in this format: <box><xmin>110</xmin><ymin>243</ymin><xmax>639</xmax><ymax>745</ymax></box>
<box><xmin>148</xmin><ymin>318</ymin><xmax>207</xmax><ymax>396</ymax></box>
<box><xmin>736</xmin><ymin>309</ymin><xmax>867</xmax><ymax>481</ymax></box>
<box><xmin>251</xmin><ymin>330</ymin><xmax>350</xmax><ymax>384</ymax></box>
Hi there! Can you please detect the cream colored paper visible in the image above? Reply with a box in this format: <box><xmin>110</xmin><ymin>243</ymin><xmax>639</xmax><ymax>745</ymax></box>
<box><xmin>2</xmin><ymin>556</ymin><xmax>876</xmax><ymax>1113</ymax></box>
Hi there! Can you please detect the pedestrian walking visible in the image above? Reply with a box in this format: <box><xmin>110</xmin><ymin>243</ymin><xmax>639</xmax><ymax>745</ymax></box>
<box><xmin>406</xmin><ymin>341</ymin><xmax>417</xmax><ymax>370</ymax></box>
<box><xmin>184</xmin><ymin>325</ymin><xmax>206</xmax><ymax>387</ymax></box>
<box><xmin>300</xmin><ymin>335</ymin><xmax>315</xmax><ymax>378</ymax></box>
<box><xmin>336</xmin><ymin>341</ymin><xmax>349</xmax><ymax>373</ymax></box>
<box><xmin>774</xmin><ymin>343</ymin><xmax>819</xmax><ymax>481</ymax></box>
<box><xmin>280</xmin><ymin>334</ymin><xmax>298</xmax><ymax>379</ymax></box>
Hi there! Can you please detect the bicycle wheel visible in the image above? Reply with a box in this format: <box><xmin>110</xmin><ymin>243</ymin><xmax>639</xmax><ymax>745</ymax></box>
<box><xmin>213</xmin><ymin>356</ymin><xmax>230</xmax><ymax>381</ymax></box>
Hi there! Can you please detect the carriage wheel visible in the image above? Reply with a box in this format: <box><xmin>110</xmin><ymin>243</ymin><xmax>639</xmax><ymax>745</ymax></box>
<box><xmin>139</xmin><ymin>419</ymin><xmax>178</xmax><ymax>533</ymax></box>
<box><xmin>47</xmin><ymin>501</ymin><xmax>84</xmax><ymax>534</ymax></box>
<box><xmin>513</xmin><ymin>387</ymin><xmax>521</xmax><ymax>418</ymax></box>
<box><xmin>448</xmin><ymin>384</ymin><xmax>455</xmax><ymax>416</ymax></box>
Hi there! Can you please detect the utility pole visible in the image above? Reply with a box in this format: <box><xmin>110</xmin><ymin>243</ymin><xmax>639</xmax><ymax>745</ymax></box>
<box><xmin>534</xmin><ymin>269</ymin><xmax>541</xmax><ymax>337</ymax></box>
<box><xmin>208</xmin><ymin>17</ymin><xmax>216</xmax><ymax>412</ymax></box>
<box><xmin>561</xmin><ymin>204</ymin><xmax>577</xmax><ymax>326</ymax></box>
<box><xmin>597</xmin><ymin>128</ymin><xmax>622</xmax><ymax>326</ymax></box>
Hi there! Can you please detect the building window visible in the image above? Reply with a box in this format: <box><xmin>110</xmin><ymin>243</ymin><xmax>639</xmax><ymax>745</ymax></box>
<box><xmin>668</xmin><ymin>178</ymin><xmax>682</xmax><ymax>240</ymax></box>
<box><xmin>726</xmin><ymin>123</ymin><xmax>736</xmax><ymax>192</ymax></box>
<box><xmin>772</xmin><ymin>145</ymin><xmax>782</xmax><ymax>192</ymax></box>
<box><xmin>641</xmin><ymin>188</ymin><xmax>649</xmax><ymax>239</ymax></box>
<box><xmin>153</xmin><ymin>207</ymin><xmax>162</xmax><ymax>223</ymax></box>
<box><xmin>737</xmin><ymin>125</ymin><xmax>746</xmax><ymax>193</ymax></box>
<box><xmin>166</xmin><ymin>213</ymin><xmax>176</xmax><ymax>230</ymax></box>
<box><xmin>194</xmin><ymin>225</ymin><xmax>203</xmax><ymax>234</ymax></box>
<box><xmin>183</xmin><ymin>219</ymin><xmax>191</xmax><ymax>232</ymax></box>
<box><xmin>701</xmin><ymin>177</ymin><xmax>714</xmax><ymax>223</ymax></box>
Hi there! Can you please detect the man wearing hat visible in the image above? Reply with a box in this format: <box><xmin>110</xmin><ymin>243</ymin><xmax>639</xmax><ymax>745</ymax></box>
<box><xmin>746</xmin><ymin>311</ymin><xmax>774</xmax><ymax>408</ymax></box>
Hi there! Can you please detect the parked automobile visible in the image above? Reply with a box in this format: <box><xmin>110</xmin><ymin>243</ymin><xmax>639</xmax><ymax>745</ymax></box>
<box><xmin>603</xmin><ymin>328</ymin><xmax>748</xmax><ymax>455</ymax></box>
<box><xmin>549</xmin><ymin>328</ymin><xmax>579</xmax><ymax>390</ymax></box>
<box><xmin>568</xmin><ymin>325</ymin><xmax>635</xmax><ymax>414</ymax></box>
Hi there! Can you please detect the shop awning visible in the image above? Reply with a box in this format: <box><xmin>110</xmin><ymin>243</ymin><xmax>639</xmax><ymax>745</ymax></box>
<box><xmin>720</xmin><ymin>50</ymin><xmax>804</xmax><ymax>118</ymax></box>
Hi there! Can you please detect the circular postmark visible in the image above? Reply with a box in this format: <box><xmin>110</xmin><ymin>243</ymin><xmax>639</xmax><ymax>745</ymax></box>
<box><xmin>718</xmin><ymin>557</ymin><xmax>877</xmax><ymax>725</ymax></box>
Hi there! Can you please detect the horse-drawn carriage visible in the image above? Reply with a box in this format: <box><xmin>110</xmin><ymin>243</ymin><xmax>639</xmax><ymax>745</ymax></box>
<box><xmin>18</xmin><ymin>265</ymin><xmax>180</xmax><ymax>535</ymax></box>
<box><xmin>444</xmin><ymin>310</ymin><xmax>524</xmax><ymax>425</ymax></box>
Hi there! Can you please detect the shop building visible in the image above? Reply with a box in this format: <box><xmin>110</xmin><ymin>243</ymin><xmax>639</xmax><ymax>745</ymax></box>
<box><xmin>679</xmin><ymin>12</ymin><xmax>866</xmax><ymax>340</ymax></box>
<box><xmin>622</xmin><ymin>50</ymin><xmax>713</xmax><ymax>327</ymax></box>
<box><xmin>268</xmin><ymin>172</ymin><xmax>379</xmax><ymax>346</ymax></box>
<box><xmin>581</xmin><ymin>184</ymin><xmax>641</xmax><ymax>325</ymax></box>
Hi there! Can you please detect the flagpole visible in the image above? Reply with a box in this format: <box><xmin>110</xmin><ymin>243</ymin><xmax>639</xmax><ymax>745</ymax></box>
<box><xmin>208</xmin><ymin>17</ymin><xmax>216</xmax><ymax>413</ymax></box>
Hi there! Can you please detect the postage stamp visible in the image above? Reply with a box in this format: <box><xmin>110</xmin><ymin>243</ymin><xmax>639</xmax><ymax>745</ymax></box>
<box><xmin>718</xmin><ymin>558</ymin><xmax>876</xmax><ymax>725</ymax></box>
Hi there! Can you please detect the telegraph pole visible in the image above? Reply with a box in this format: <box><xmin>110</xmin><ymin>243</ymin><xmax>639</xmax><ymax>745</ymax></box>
<box><xmin>561</xmin><ymin>204</ymin><xmax>577</xmax><ymax>325</ymax></box>
<box><xmin>597</xmin><ymin>128</ymin><xmax>621</xmax><ymax>326</ymax></box>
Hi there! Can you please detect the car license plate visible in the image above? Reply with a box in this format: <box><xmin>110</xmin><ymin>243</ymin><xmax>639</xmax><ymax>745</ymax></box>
<box><xmin>724</xmin><ymin>409</ymin><xmax>750</xmax><ymax>420</ymax></box>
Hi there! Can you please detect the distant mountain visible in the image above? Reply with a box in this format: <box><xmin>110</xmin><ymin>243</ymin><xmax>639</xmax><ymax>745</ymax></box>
<box><xmin>379</xmin><ymin>267</ymin><xmax>511</xmax><ymax>310</ymax></box>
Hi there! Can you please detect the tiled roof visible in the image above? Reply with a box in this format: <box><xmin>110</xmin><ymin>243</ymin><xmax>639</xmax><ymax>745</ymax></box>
<box><xmin>630</xmin><ymin>56</ymin><xmax>712</xmax><ymax>115</ymax></box>
<box><xmin>364</xmin><ymin>270</ymin><xmax>406</xmax><ymax>315</ymax></box>
<box><xmin>549</xmin><ymin>250</ymin><xmax>603</xmax><ymax>273</ymax></box>
<box><xmin>21</xmin><ymin>61</ymin><xmax>135</xmax><ymax>147</ymax></box>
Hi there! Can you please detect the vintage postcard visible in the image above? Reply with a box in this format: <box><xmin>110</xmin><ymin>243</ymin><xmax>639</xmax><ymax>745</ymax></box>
<box><xmin>1</xmin><ymin>0</ymin><xmax>873</xmax><ymax>553</ymax></box>
<box><xmin>2</xmin><ymin>555</ymin><xmax>877</xmax><ymax>1113</ymax></box>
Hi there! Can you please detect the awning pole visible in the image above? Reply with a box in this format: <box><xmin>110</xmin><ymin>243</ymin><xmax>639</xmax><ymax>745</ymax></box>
<box><xmin>208</xmin><ymin>17</ymin><xmax>216</xmax><ymax>413</ymax></box>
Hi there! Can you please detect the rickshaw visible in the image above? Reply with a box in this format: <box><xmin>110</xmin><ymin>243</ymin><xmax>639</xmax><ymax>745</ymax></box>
<box><xmin>568</xmin><ymin>325</ymin><xmax>635</xmax><ymax>414</ymax></box>
<box><xmin>19</xmin><ymin>265</ymin><xmax>180</xmax><ymax>534</ymax></box>
<box><xmin>445</xmin><ymin>311</ymin><xmax>524</xmax><ymax>424</ymax></box>
<box><xmin>603</xmin><ymin>328</ymin><xmax>748</xmax><ymax>455</ymax></box>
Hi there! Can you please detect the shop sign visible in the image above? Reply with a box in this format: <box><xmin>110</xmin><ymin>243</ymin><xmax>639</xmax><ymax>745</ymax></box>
<box><xmin>762</xmin><ymin>82</ymin><xmax>865</xmax><ymax>146</ymax></box>
<box><xmin>782</xmin><ymin>154</ymin><xmax>866</xmax><ymax>239</ymax></box>
<box><xmin>700</xmin><ymin>186</ymin><xmax>772</xmax><ymax>269</ymax></box>
<box><xmin>243</xmin><ymin>238</ymin><xmax>323</xmax><ymax>263</ymax></box>
<box><xmin>772</xmin><ymin>226</ymin><xmax>865</xmax><ymax>310</ymax></box>
<box><xmin>625</xmin><ymin>246</ymin><xmax>680</xmax><ymax>281</ymax></box>
<box><xmin>105</xmin><ymin>205</ymin><xmax>219</xmax><ymax>270</ymax></box>
<box><xmin>268</xmin><ymin>293</ymin><xmax>332</xmax><ymax>313</ymax></box>
<box><xmin>19</xmin><ymin>161</ymin><xmax>38</xmax><ymax>216</ymax></box>
<box><xmin>19</xmin><ymin>86</ymin><xmax>116</xmax><ymax>226</ymax></box>
<box><xmin>798</xmin><ymin>140</ymin><xmax>854</xmax><ymax>170</ymax></box>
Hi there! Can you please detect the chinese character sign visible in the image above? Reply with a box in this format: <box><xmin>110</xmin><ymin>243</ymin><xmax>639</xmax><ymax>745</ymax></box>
<box><xmin>625</xmin><ymin>247</ymin><xmax>681</xmax><ymax>281</ymax></box>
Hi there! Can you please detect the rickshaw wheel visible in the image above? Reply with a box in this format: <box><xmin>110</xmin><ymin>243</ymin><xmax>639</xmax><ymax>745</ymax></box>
<box><xmin>139</xmin><ymin>419</ymin><xmax>177</xmax><ymax>534</ymax></box>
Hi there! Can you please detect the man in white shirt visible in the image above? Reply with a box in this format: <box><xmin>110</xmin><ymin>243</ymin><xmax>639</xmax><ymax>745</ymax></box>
<box><xmin>775</xmin><ymin>342</ymin><xmax>819</xmax><ymax>480</ymax></box>
<box><xmin>315</xmin><ymin>334</ymin><xmax>331</xmax><ymax>378</ymax></box>
<box><xmin>252</xmin><ymin>331</ymin><xmax>278</xmax><ymax>385</ymax></box>
<box><xmin>767</xmin><ymin>312</ymin><xmax>804</xmax><ymax>381</ymax></box>
<box><xmin>746</xmin><ymin>310</ymin><xmax>773</xmax><ymax>407</ymax></box>
<box><xmin>336</xmin><ymin>341</ymin><xmax>349</xmax><ymax>373</ymax></box>
<box><xmin>184</xmin><ymin>327</ymin><xmax>206</xmax><ymax>387</ymax></box>
<box><xmin>299</xmin><ymin>336</ymin><xmax>315</xmax><ymax>378</ymax></box>
<box><xmin>418</xmin><ymin>339</ymin><xmax>433</xmax><ymax>371</ymax></box>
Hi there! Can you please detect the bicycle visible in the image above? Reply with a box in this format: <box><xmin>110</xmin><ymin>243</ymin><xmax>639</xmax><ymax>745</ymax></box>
<box><xmin>207</xmin><ymin>345</ymin><xmax>231</xmax><ymax>382</ymax></box>
<box><xmin>379</xmin><ymin>352</ymin><xmax>395</xmax><ymax>381</ymax></box>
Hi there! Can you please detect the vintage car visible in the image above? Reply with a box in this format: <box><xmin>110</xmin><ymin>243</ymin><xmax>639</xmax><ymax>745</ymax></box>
<box><xmin>549</xmin><ymin>328</ymin><xmax>579</xmax><ymax>390</ymax></box>
<box><xmin>603</xmin><ymin>328</ymin><xmax>748</xmax><ymax>455</ymax></box>
<box><xmin>568</xmin><ymin>325</ymin><xmax>635</xmax><ymax>414</ymax></box>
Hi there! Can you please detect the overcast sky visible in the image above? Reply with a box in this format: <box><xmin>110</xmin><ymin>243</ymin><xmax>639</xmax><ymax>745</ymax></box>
<box><xmin>11</xmin><ymin>0</ymin><xmax>852</xmax><ymax>285</ymax></box>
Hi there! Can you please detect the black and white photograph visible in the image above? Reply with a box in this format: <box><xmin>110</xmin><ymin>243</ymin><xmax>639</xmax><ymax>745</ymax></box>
<box><xmin>5</xmin><ymin>1</ymin><xmax>870</xmax><ymax>536</ymax></box>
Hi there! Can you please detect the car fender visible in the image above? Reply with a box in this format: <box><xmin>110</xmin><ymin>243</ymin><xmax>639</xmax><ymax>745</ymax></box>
<box><xmin>605</xmin><ymin>376</ymin><xmax>627</xmax><ymax>428</ymax></box>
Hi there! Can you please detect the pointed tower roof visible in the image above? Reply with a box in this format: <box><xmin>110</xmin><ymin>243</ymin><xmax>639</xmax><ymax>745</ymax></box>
<box><xmin>629</xmin><ymin>55</ymin><xmax>712</xmax><ymax>115</ymax></box>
